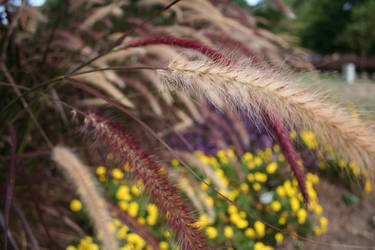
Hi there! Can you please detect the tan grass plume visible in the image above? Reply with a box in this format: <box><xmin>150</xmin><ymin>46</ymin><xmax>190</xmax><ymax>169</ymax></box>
<box><xmin>160</xmin><ymin>59</ymin><xmax>375</xmax><ymax>176</ymax></box>
<box><xmin>52</xmin><ymin>146</ymin><xmax>119</xmax><ymax>250</ymax></box>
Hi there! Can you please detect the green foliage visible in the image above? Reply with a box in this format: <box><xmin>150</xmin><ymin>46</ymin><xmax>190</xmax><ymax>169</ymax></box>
<box><xmin>337</xmin><ymin>0</ymin><xmax>375</xmax><ymax>56</ymax></box>
<box><xmin>252</xmin><ymin>0</ymin><xmax>375</xmax><ymax>55</ymax></box>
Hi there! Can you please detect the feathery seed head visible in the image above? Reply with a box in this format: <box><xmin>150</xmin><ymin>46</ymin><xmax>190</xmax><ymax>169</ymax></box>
<box><xmin>52</xmin><ymin>146</ymin><xmax>119</xmax><ymax>250</ymax></box>
<box><xmin>84</xmin><ymin>113</ymin><xmax>210</xmax><ymax>250</ymax></box>
<box><xmin>161</xmin><ymin>59</ymin><xmax>375</xmax><ymax>178</ymax></box>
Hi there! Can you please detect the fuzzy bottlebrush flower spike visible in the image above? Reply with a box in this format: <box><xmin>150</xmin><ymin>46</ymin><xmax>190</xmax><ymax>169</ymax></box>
<box><xmin>84</xmin><ymin>113</ymin><xmax>209</xmax><ymax>250</ymax></box>
<box><xmin>160</xmin><ymin>59</ymin><xmax>375</xmax><ymax>177</ymax></box>
<box><xmin>51</xmin><ymin>146</ymin><xmax>119</xmax><ymax>250</ymax></box>
<box><xmin>263</xmin><ymin>109</ymin><xmax>309</xmax><ymax>204</ymax></box>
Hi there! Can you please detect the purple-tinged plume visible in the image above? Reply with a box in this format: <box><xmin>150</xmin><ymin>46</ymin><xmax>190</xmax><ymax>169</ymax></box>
<box><xmin>263</xmin><ymin>110</ymin><xmax>309</xmax><ymax>205</ymax></box>
<box><xmin>84</xmin><ymin>113</ymin><xmax>210</xmax><ymax>250</ymax></box>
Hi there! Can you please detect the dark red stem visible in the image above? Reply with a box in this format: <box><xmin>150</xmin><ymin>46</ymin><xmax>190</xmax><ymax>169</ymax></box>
<box><xmin>125</xmin><ymin>36</ymin><xmax>232</xmax><ymax>66</ymax></box>
<box><xmin>263</xmin><ymin>110</ymin><xmax>309</xmax><ymax>205</ymax></box>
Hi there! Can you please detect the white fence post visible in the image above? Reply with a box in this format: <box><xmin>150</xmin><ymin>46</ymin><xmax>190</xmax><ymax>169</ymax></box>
<box><xmin>342</xmin><ymin>63</ymin><xmax>356</xmax><ymax>84</ymax></box>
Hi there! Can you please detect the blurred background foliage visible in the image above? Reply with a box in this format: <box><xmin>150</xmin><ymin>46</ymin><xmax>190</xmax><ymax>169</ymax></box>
<box><xmin>253</xmin><ymin>0</ymin><xmax>375</xmax><ymax>56</ymax></box>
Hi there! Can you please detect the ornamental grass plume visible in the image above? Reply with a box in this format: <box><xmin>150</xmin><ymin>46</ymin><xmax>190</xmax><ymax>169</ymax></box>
<box><xmin>84</xmin><ymin>113</ymin><xmax>209</xmax><ymax>250</ymax></box>
<box><xmin>161</xmin><ymin>59</ymin><xmax>375</xmax><ymax>177</ymax></box>
<box><xmin>51</xmin><ymin>146</ymin><xmax>119</xmax><ymax>250</ymax></box>
<box><xmin>263</xmin><ymin>109</ymin><xmax>309</xmax><ymax>204</ymax></box>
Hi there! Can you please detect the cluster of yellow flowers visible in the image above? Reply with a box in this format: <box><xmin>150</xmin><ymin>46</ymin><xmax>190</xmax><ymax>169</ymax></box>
<box><xmin>67</xmin><ymin>143</ymin><xmax>333</xmax><ymax>250</ymax></box>
<box><xmin>300</xmin><ymin>130</ymin><xmax>319</xmax><ymax>150</ymax></box>
<box><xmin>180</xmin><ymin>146</ymin><xmax>327</xmax><ymax>250</ymax></box>
<box><xmin>66</xmin><ymin>236</ymin><xmax>99</xmax><ymax>250</ymax></box>
<box><xmin>298</xmin><ymin>129</ymin><xmax>373</xmax><ymax>194</ymax></box>
<box><xmin>68</xmin><ymin>163</ymin><xmax>173</xmax><ymax>250</ymax></box>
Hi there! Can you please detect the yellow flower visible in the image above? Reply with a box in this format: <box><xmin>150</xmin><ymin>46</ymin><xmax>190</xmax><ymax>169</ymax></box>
<box><xmin>128</xmin><ymin>202</ymin><xmax>139</xmax><ymax>217</ymax></box>
<box><xmin>273</xmin><ymin>145</ymin><xmax>280</xmax><ymax>152</ymax></box>
<box><xmin>137</xmin><ymin>217</ymin><xmax>145</xmax><ymax>225</ymax></box>
<box><xmin>118</xmin><ymin>201</ymin><xmax>128</xmax><ymax>210</ymax></box>
<box><xmin>239</xmin><ymin>211</ymin><xmax>246</xmax><ymax>219</ymax></box>
<box><xmin>270</xmin><ymin>201</ymin><xmax>281</xmax><ymax>212</ymax></box>
<box><xmin>254</xmin><ymin>221</ymin><xmax>265</xmax><ymax>238</ymax></box>
<box><xmin>242</xmin><ymin>152</ymin><xmax>254</xmax><ymax>162</ymax></box>
<box><xmin>278</xmin><ymin>154</ymin><xmax>285</xmax><ymax>162</ymax></box>
<box><xmin>290</xmin><ymin>197</ymin><xmax>300</xmax><ymax>212</ymax></box>
<box><xmin>314</xmin><ymin>226</ymin><xmax>322</xmax><ymax>236</ymax></box>
<box><xmin>266</xmin><ymin>162</ymin><xmax>278</xmax><ymax>174</ymax></box>
<box><xmin>70</xmin><ymin>199</ymin><xmax>82</xmax><ymax>212</ymax></box>
<box><xmin>206</xmin><ymin>197</ymin><xmax>214</xmax><ymax>206</ymax></box>
<box><xmin>112</xmin><ymin>168</ymin><xmax>124</xmax><ymax>179</ymax></box>
<box><xmin>88</xmin><ymin>243</ymin><xmax>99</xmax><ymax>250</ymax></box>
<box><xmin>96</xmin><ymin>166</ymin><xmax>106</xmax><ymax>176</ymax></box>
<box><xmin>215</xmin><ymin>169</ymin><xmax>224</xmax><ymax>177</ymax></box>
<box><xmin>314</xmin><ymin>204</ymin><xmax>323</xmax><ymax>215</ymax></box>
<box><xmin>275</xmin><ymin>233</ymin><xmax>283</xmax><ymax>243</ymax></box>
<box><xmin>290</xmin><ymin>130</ymin><xmax>297</xmax><ymax>139</ymax></box>
<box><xmin>131</xmin><ymin>185</ymin><xmax>141</xmax><ymax>196</ymax></box>
<box><xmin>307</xmin><ymin>173</ymin><xmax>320</xmax><ymax>184</ymax></box>
<box><xmin>320</xmin><ymin>217</ymin><xmax>328</xmax><ymax>228</ymax></box>
<box><xmin>200</xmin><ymin>182</ymin><xmax>209</xmax><ymax>191</ymax></box>
<box><xmin>228</xmin><ymin>205</ymin><xmax>238</xmax><ymax>214</ymax></box>
<box><xmin>160</xmin><ymin>241</ymin><xmax>168</xmax><ymax>250</ymax></box>
<box><xmin>66</xmin><ymin>246</ymin><xmax>76</xmax><ymax>250</ymax></box>
<box><xmin>195</xmin><ymin>213</ymin><xmax>210</xmax><ymax>228</ymax></box>
<box><xmin>253</xmin><ymin>183</ymin><xmax>261</xmax><ymax>191</ymax></box>
<box><xmin>120</xmin><ymin>244</ymin><xmax>133</xmax><ymax>250</ymax></box>
<box><xmin>171</xmin><ymin>159</ymin><xmax>179</xmax><ymax>167</ymax></box>
<box><xmin>224</xmin><ymin>226</ymin><xmax>234</xmax><ymax>238</ymax></box>
<box><xmin>117</xmin><ymin>226</ymin><xmax>129</xmax><ymax>240</ymax></box>
<box><xmin>276</xmin><ymin>186</ymin><xmax>286</xmax><ymax>197</ymax></box>
<box><xmin>247</xmin><ymin>173</ymin><xmax>255</xmax><ymax>182</ymax></box>
<box><xmin>146</xmin><ymin>204</ymin><xmax>158</xmax><ymax>226</ymax></box>
<box><xmin>284</xmin><ymin>181</ymin><xmax>296</xmax><ymax>197</ymax></box>
<box><xmin>338</xmin><ymin>160</ymin><xmax>346</xmax><ymax>168</ymax></box>
<box><xmin>236</xmin><ymin>219</ymin><xmax>249</xmax><ymax>229</ymax></box>
<box><xmin>278</xmin><ymin>217</ymin><xmax>286</xmax><ymax>225</ymax></box>
<box><xmin>217</xmin><ymin>150</ymin><xmax>226</xmax><ymax>158</ymax></box>
<box><xmin>113</xmin><ymin>218</ymin><xmax>122</xmax><ymax>227</ymax></box>
<box><xmin>116</xmin><ymin>185</ymin><xmax>131</xmax><ymax>201</ymax></box>
<box><xmin>254</xmin><ymin>157</ymin><xmax>263</xmax><ymax>166</ymax></box>
<box><xmin>123</xmin><ymin>163</ymin><xmax>130</xmax><ymax>171</ymax></box>
<box><xmin>248</xmin><ymin>161</ymin><xmax>256</xmax><ymax>169</ymax></box>
<box><xmin>127</xmin><ymin>233</ymin><xmax>146</xmax><ymax>249</ymax></box>
<box><xmin>228</xmin><ymin>189</ymin><xmax>239</xmax><ymax>200</ymax></box>
<box><xmin>205</xmin><ymin>226</ymin><xmax>218</xmax><ymax>239</ymax></box>
<box><xmin>254</xmin><ymin>242</ymin><xmax>274</xmax><ymax>250</ymax></box>
<box><xmin>245</xmin><ymin>228</ymin><xmax>256</xmax><ymax>239</ymax></box>
<box><xmin>301</xmin><ymin>130</ymin><xmax>319</xmax><ymax>149</ymax></box>
<box><xmin>240</xmin><ymin>183</ymin><xmax>249</xmax><ymax>193</ymax></box>
<box><xmin>163</xmin><ymin>231</ymin><xmax>171</xmax><ymax>238</ymax></box>
<box><xmin>297</xmin><ymin>208</ymin><xmax>307</xmax><ymax>224</ymax></box>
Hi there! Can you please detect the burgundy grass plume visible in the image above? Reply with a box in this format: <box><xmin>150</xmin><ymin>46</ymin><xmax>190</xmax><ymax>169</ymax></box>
<box><xmin>263</xmin><ymin>109</ymin><xmax>309</xmax><ymax>205</ymax></box>
<box><xmin>84</xmin><ymin>113</ymin><xmax>210</xmax><ymax>250</ymax></box>
<box><xmin>125</xmin><ymin>36</ymin><xmax>232</xmax><ymax>65</ymax></box>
